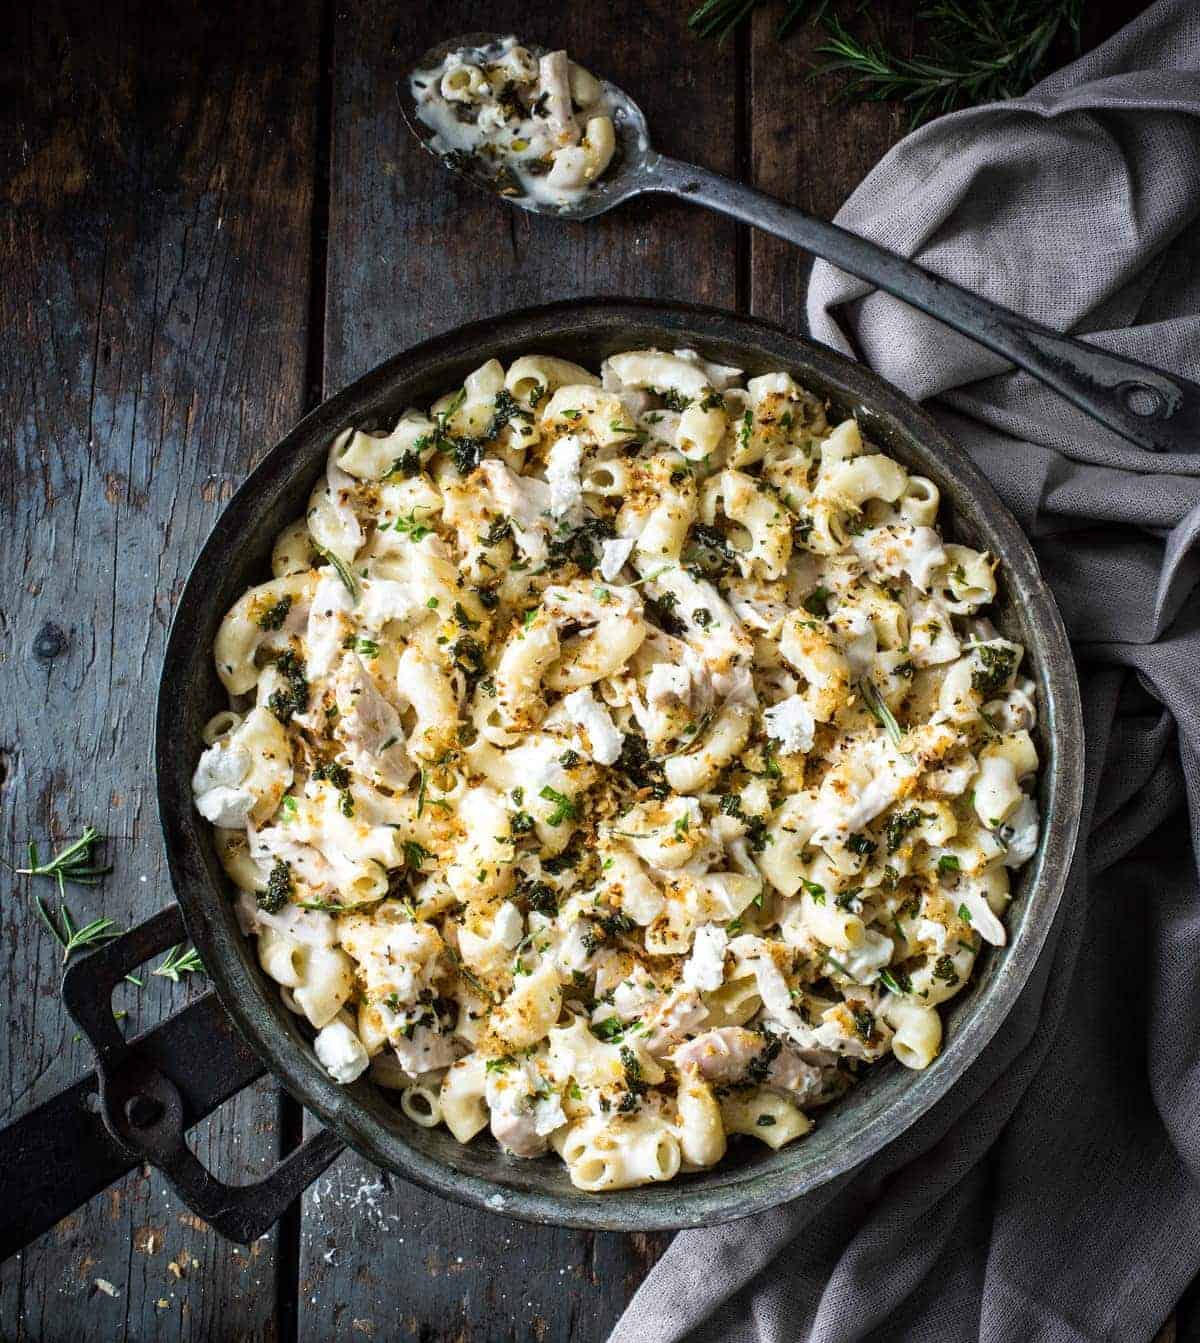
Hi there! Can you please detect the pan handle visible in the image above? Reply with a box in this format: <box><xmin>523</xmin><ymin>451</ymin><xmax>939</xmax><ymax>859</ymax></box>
<box><xmin>647</xmin><ymin>156</ymin><xmax>1200</xmax><ymax>455</ymax></box>
<box><xmin>0</xmin><ymin>906</ymin><xmax>343</xmax><ymax>1259</ymax></box>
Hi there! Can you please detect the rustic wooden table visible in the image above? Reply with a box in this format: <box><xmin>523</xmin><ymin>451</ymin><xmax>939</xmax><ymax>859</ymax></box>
<box><xmin>1</xmin><ymin>1</ymin><xmax>1162</xmax><ymax>1339</ymax></box>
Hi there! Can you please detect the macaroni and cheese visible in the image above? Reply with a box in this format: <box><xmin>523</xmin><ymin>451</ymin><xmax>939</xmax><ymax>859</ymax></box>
<box><xmin>410</xmin><ymin>38</ymin><xmax>618</xmax><ymax>209</ymax></box>
<box><xmin>194</xmin><ymin>347</ymin><xmax>1041</xmax><ymax>1191</ymax></box>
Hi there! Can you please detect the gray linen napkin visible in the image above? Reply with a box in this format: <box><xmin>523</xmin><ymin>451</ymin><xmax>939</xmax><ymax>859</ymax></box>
<box><xmin>611</xmin><ymin>3</ymin><xmax>1200</xmax><ymax>1339</ymax></box>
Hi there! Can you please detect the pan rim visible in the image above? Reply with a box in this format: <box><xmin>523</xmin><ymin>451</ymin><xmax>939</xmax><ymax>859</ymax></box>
<box><xmin>156</xmin><ymin>297</ymin><xmax>1084</xmax><ymax>1232</ymax></box>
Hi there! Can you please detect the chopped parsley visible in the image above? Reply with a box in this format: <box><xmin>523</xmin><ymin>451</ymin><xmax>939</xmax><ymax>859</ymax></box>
<box><xmin>403</xmin><ymin>841</ymin><xmax>431</xmax><ymax>871</ymax></box>
<box><xmin>885</xmin><ymin>808</ymin><xmax>931</xmax><ymax>854</ymax></box>
<box><xmin>933</xmin><ymin>954</ymin><xmax>960</xmax><ymax>986</ymax></box>
<box><xmin>259</xmin><ymin>859</ymin><xmax>293</xmax><ymax>914</ymax></box>
<box><xmin>393</xmin><ymin>510</ymin><xmax>432</xmax><ymax>540</ymax></box>
<box><xmin>267</xmin><ymin>649</ymin><xmax>309</xmax><ymax>724</ymax></box>
<box><xmin>539</xmin><ymin>786</ymin><xmax>578</xmax><ymax>825</ymax></box>
<box><xmin>257</xmin><ymin>594</ymin><xmax>293</xmax><ymax>630</ymax></box>
<box><xmin>802</xmin><ymin>586</ymin><xmax>832</xmax><ymax>618</ymax></box>
<box><xmin>878</xmin><ymin>967</ymin><xmax>912</xmax><ymax>995</ymax></box>
<box><xmin>852</xmin><ymin>1007</ymin><xmax>876</xmax><ymax>1042</ymax></box>
<box><xmin>971</xmin><ymin>643</ymin><xmax>1018</xmax><ymax>695</ymax></box>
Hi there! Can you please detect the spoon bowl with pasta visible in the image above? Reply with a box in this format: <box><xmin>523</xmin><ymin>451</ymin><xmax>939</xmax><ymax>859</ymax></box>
<box><xmin>402</xmin><ymin>33</ymin><xmax>1200</xmax><ymax>457</ymax></box>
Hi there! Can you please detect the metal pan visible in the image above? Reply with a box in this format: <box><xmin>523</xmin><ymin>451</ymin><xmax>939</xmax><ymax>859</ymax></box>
<box><xmin>0</xmin><ymin>299</ymin><xmax>1084</xmax><ymax>1251</ymax></box>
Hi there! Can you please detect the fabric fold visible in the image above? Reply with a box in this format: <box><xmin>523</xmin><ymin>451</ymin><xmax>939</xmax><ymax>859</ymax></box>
<box><xmin>613</xmin><ymin>3</ymin><xmax>1200</xmax><ymax>1339</ymax></box>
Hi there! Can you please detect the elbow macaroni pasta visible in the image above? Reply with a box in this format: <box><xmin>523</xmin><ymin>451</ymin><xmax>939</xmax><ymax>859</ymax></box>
<box><xmin>410</xmin><ymin>39</ymin><xmax>618</xmax><ymax>212</ymax></box>
<box><xmin>195</xmin><ymin>344</ymin><xmax>1042</xmax><ymax>1191</ymax></box>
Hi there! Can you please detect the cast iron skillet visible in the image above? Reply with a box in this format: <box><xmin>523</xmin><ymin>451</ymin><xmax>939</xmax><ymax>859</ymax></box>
<box><xmin>0</xmin><ymin>300</ymin><xmax>1084</xmax><ymax>1251</ymax></box>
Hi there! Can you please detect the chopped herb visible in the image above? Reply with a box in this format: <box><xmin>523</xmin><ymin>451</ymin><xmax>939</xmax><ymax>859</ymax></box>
<box><xmin>699</xmin><ymin>389</ymin><xmax>726</xmax><ymax>411</ymax></box>
<box><xmin>938</xmin><ymin>854</ymin><xmax>961</xmax><ymax>875</ymax></box>
<box><xmin>852</xmin><ymin>1007</ymin><xmax>877</xmax><ymax>1042</ymax></box>
<box><xmin>971</xmin><ymin>643</ymin><xmax>1018</xmax><ymax>695</ymax></box>
<box><xmin>519</xmin><ymin>879</ymin><xmax>558</xmax><ymax>917</ymax></box>
<box><xmin>451</xmin><ymin>635</ymin><xmax>487</xmax><ymax>693</ymax></box>
<box><xmin>259</xmin><ymin>859</ymin><xmax>293</xmax><ymax>914</ymax></box>
<box><xmin>847</xmin><ymin>832</ymin><xmax>877</xmax><ymax>857</ymax></box>
<box><xmin>590</xmin><ymin>1016</ymin><xmax>626</xmax><ymax>1043</ymax></box>
<box><xmin>404</xmin><ymin>841</ymin><xmax>431</xmax><ymax>871</ymax></box>
<box><xmin>613</xmin><ymin>732</ymin><xmax>668</xmax><ymax>800</ymax></box>
<box><xmin>313</xmin><ymin>544</ymin><xmax>360</xmax><ymax>603</ymax></box>
<box><xmin>644</xmin><ymin>593</ymin><xmax>687</xmax><ymax>638</ymax></box>
<box><xmin>394</xmin><ymin>510</ymin><xmax>432</xmax><ymax>541</ymax></box>
<box><xmin>257</xmin><ymin>595</ymin><xmax>293</xmax><ymax>630</ymax></box>
<box><xmin>267</xmin><ymin>649</ymin><xmax>309</xmax><ymax>723</ymax></box>
<box><xmin>885</xmin><ymin>808</ymin><xmax>930</xmax><ymax>854</ymax></box>
<box><xmin>453</xmin><ymin>601</ymin><xmax>480</xmax><ymax>631</ymax></box>
<box><xmin>802</xmin><ymin>586</ymin><xmax>832</xmax><ymax>617</ymax></box>
<box><xmin>311</xmin><ymin>760</ymin><xmax>351</xmax><ymax>790</ymax></box>
<box><xmin>483</xmin><ymin>516</ymin><xmax>512</xmax><ymax>547</ymax></box>
<box><xmin>384</xmin><ymin>449</ymin><xmax>422</xmax><ymax>479</ymax></box>
<box><xmin>735</xmin><ymin>410</ymin><xmax>753</xmax><ymax>450</ymax></box>
<box><xmin>539</xmin><ymin>786</ymin><xmax>578</xmax><ymax>826</ymax></box>
<box><xmin>692</xmin><ymin>607</ymin><xmax>713</xmax><ymax>629</ymax></box>
<box><xmin>879</xmin><ymin>967</ymin><xmax>912</xmax><ymax>996</ymax></box>
<box><xmin>510</xmin><ymin>811</ymin><xmax>535</xmax><ymax>837</ymax></box>
<box><xmin>801</xmin><ymin>879</ymin><xmax>826</xmax><ymax>904</ymax></box>
<box><xmin>547</xmin><ymin>516</ymin><xmax>616</xmax><ymax>572</ymax></box>
<box><xmin>746</xmin><ymin>1034</ymin><xmax>782</xmax><ymax>1084</ymax></box>
<box><xmin>933</xmin><ymin>954</ymin><xmax>960</xmax><ymax>986</ymax></box>
<box><xmin>958</xmin><ymin>902</ymin><xmax>973</xmax><ymax>924</ymax></box>
<box><xmin>618</xmin><ymin>1044</ymin><xmax>648</xmax><ymax>1111</ymax></box>
<box><xmin>685</xmin><ymin>522</ymin><xmax>736</xmax><ymax>579</ymax></box>
<box><xmin>662</xmin><ymin>389</ymin><xmax>692</xmax><ymax>412</ymax></box>
<box><xmin>355</xmin><ymin>637</ymin><xmax>380</xmax><ymax>658</ymax></box>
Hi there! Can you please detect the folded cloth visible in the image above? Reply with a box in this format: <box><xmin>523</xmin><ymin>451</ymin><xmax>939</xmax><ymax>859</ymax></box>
<box><xmin>611</xmin><ymin>3</ymin><xmax>1200</xmax><ymax>1340</ymax></box>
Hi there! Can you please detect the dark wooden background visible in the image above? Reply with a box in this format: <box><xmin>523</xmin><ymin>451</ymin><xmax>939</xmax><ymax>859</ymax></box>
<box><xmin>0</xmin><ymin>1</ymin><xmax>1159</xmax><ymax>1339</ymax></box>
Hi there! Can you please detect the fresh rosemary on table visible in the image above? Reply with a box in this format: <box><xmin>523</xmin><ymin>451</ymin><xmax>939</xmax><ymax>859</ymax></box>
<box><xmin>11</xmin><ymin>827</ymin><xmax>204</xmax><ymax>988</ymax></box>
<box><xmin>687</xmin><ymin>0</ymin><xmax>1085</xmax><ymax>126</ymax></box>
<box><xmin>153</xmin><ymin>943</ymin><xmax>205</xmax><ymax>983</ymax></box>
<box><xmin>14</xmin><ymin>824</ymin><xmax>111</xmax><ymax>896</ymax></box>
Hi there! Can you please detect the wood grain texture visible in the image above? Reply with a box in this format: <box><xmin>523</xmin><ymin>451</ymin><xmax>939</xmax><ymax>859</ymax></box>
<box><xmin>0</xmin><ymin>0</ymin><xmax>1171</xmax><ymax>1338</ymax></box>
<box><xmin>321</xmin><ymin>0</ymin><xmax>741</xmax><ymax>394</ymax></box>
<box><xmin>295</xmin><ymin>2</ymin><xmax>742</xmax><ymax>1337</ymax></box>
<box><xmin>0</xmin><ymin>1</ymin><xmax>319</xmax><ymax>1337</ymax></box>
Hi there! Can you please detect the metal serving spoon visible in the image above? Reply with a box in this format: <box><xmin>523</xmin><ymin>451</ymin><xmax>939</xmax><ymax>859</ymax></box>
<box><xmin>402</xmin><ymin>34</ymin><xmax>1200</xmax><ymax>456</ymax></box>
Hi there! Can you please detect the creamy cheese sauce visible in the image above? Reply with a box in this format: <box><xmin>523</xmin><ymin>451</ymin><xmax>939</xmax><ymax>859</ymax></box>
<box><xmin>410</xmin><ymin>37</ymin><xmax>618</xmax><ymax>210</ymax></box>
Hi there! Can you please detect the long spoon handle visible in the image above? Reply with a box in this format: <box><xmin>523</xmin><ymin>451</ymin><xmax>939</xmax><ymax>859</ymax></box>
<box><xmin>646</xmin><ymin>155</ymin><xmax>1200</xmax><ymax>455</ymax></box>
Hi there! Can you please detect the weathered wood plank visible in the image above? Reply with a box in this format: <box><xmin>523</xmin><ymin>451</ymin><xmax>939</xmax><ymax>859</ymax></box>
<box><xmin>298</xmin><ymin>2</ymin><xmax>740</xmax><ymax>1337</ymax></box>
<box><xmin>748</xmin><ymin>6</ymin><xmax>912</xmax><ymax>334</ymax></box>
<box><xmin>321</xmin><ymin>0</ymin><xmax>741</xmax><ymax>393</ymax></box>
<box><xmin>0</xmin><ymin>1</ymin><xmax>320</xmax><ymax>1336</ymax></box>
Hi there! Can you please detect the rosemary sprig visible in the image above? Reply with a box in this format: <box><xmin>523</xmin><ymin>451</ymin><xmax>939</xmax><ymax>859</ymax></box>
<box><xmin>153</xmin><ymin>944</ymin><xmax>205</xmax><ymax>983</ymax></box>
<box><xmin>313</xmin><ymin>543</ymin><xmax>361</xmax><ymax>604</ymax></box>
<box><xmin>858</xmin><ymin>677</ymin><xmax>905</xmax><ymax>751</ymax></box>
<box><xmin>36</xmin><ymin>897</ymin><xmax>143</xmax><ymax>986</ymax></box>
<box><xmin>814</xmin><ymin>2</ymin><xmax>1083</xmax><ymax>127</ymax></box>
<box><xmin>688</xmin><ymin>0</ymin><xmax>822</xmax><ymax>41</ymax></box>
<box><xmin>686</xmin><ymin>0</ymin><xmax>1084</xmax><ymax>126</ymax></box>
<box><xmin>13</xmin><ymin>826</ymin><xmax>111</xmax><ymax>898</ymax></box>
